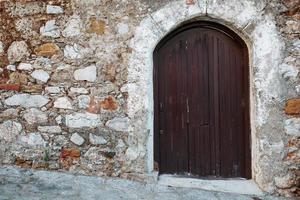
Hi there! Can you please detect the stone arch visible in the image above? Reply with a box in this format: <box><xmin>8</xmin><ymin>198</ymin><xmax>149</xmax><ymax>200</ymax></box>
<box><xmin>127</xmin><ymin>0</ymin><xmax>285</xmax><ymax>192</ymax></box>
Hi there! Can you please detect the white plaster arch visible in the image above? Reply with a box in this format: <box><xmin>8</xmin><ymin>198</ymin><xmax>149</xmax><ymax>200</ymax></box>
<box><xmin>127</xmin><ymin>0</ymin><xmax>285</xmax><ymax>192</ymax></box>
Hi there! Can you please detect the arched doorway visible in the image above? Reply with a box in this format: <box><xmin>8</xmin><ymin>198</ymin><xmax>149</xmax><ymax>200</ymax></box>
<box><xmin>153</xmin><ymin>21</ymin><xmax>251</xmax><ymax>179</ymax></box>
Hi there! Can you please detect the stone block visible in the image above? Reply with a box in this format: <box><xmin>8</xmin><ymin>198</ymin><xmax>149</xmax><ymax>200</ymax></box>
<box><xmin>46</xmin><ymin>5</ymin><xmax>64</xmax><ymax>14</ymax></box>
<box><xmin>106</xmin><ymin>117</ymin><xmax>129</xmax><ymax>132</ymax></box>
<box><xmin>74</xmin><ymin>65</ymin><xmax>97</xmax><ymax>82</ymax></box>
<box><xmin>7</xmin><ymin>41</ymin><xmax>30</xmax><ymax>64</ymax></box>
<box><xmin>285</xmin><ymin>99</ymin><xmax>300</xmax><ymax>115</ymax></box>
<box><xmin>35</xmin><ymin>43</ymin><xmax>60</xmax><ymax>57</ymax></box>
<box><xmin>100</xmin><ymin>96</ymin><xmax>118</xmax><ymax>111</ymax></box>
<box><xmin>31</xmin><ymin>70</ymin><xmax>50</xmax><ymax>83</ymax></box>
<box><xmin>87</xmin><ymin>19</ymin><xmax>105</xmax><ymax>35</ymax></box>
<box><xmin>23</xmin><ymin>108</ymin><xmax>48</xmax><ymax>125</ymax></box>
<box><xmin>5</xmin><ymin>94</ymin><xmax>49</xmax><ymax>108</ymax></box>
<box><xmin>54</xmin><ymin>97</ymin><xmax>73</xmax><ymax>110</ymax></box>
<box><xmin>0</xmin><ymin>121</ymin><xmax>22</xmax><ymax>142</ymax></box>
<box><xmin>65</xmin><ymin>112</ymin><xmax>101</xmax><ymax>128</ymax></box>
<box><xmin>38</xmin><ymin>126</ymin><xmax>62</xmax><ymax>134</ymax></box>
<box><xmin>70</xmin><ymin>133</ymin><xmax>85</xmax><ymax>146</ymax></box>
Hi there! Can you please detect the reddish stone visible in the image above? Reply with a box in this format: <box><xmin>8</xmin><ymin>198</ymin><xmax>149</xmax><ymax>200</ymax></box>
<box><xmin>87</xmin><ymin>97</ymin><xmax>101</xmax><ymax>114</ymax></box>
<box><xmin>87</xmin><ymin>19</ymin><xmax>105</xmax><ymax>35</ymax></box>
<box><xmin>186</xmin><ymin>0</ymin><xmax>196</xmax><ymax>5</ymax></box>
<box><xmin>15</xmin><ymin>157</ymin><xmax>32</xmax><ymax>168</ymax></box>
<box><xmin>0</xmin><ymin>65</ymin><xmax>10</xmax><ymax>84</ymax></box>
<box><xmin>100</xmin><ymin>96</ymin><xmax>118</xmax><ymax>111</ymax></box>
<box><xmin>21</xmin><ymin>85</ymin><xmax>43</xmax><ymax>93</ymax></box>
<box><xmin>283</xmin><ymin>6</ymin><xmax>300</xmax><ymax>20</ymax></box>
<box><xmin>283</xmin><ymin>0</ymin><xmax>300</xmax><ymax>9</ymax></box>
<box><xmin>60</xmin><ymin>158</ymin><xmax>73</xmax><ymax>170</ymax></box>
<box><xmin>34</xmin><ymin>43</ymin><xmax>60</xmax><ymax>57</ymax></box>
<box><xmin>287</xmin><ymin>138</ymin><xmax>300</xmax><ymax>148</ymax></box>
<box><xmin>0</xmin><ymin>84</ymin><xmax>20</xmax><ymax>91</ymax></box>
<box><xmin>60</xmin><ymin>148</ymin><xmax>80</xmax><ymax>170</ymax></box>
<box><xmin>0</xmin><ymin>55</ymin><xmax>9</xmax><ymax>68</ymax></box>
<box><xmin>285</xmin><ymin>152</ymin><xmax>298</xmax><ymax>161</ymax></box>
<box><xmin>32</xmin><ymin>162</ymin><xmax>49</xmax><ymax>169</ymax></box>
<box><xmin>285</xmin><ymin>99</ymin><xmax>300</xmax><ymax>115</ymax></box>
<box><xmin>60</xmin><ymin>148</ymin><xmax>80</xmax><ymax>159</ymax></box>
<box><xmin>9</xmin><ymin>72</ymin><xmax>28</xmax><ymax>85</ymax></box>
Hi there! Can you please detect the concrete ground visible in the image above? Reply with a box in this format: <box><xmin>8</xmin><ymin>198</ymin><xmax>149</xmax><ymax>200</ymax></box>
<box><xmin>0</xmin><ymin>167</ymin><xmax>293</xmax><ymax>200</ymax></box>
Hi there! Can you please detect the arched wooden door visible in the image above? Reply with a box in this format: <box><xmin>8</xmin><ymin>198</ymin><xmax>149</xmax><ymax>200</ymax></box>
<box><xmin>154</xmin><ymin>22</ymin><xmax>251</xmax><ymax>179</ymax></box>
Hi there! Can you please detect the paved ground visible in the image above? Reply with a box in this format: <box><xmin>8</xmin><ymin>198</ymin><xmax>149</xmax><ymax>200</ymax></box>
<box><xmin>0</xmin><ymin>167</ymin><xmax>293</xmax><ymax>200</ymax></box>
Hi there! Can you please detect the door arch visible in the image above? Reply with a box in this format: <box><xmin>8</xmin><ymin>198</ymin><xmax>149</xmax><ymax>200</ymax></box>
<box><xmin>153</xmin><ymin>21</ymin><xmax>251</xmax><ymax>179</ymax></box>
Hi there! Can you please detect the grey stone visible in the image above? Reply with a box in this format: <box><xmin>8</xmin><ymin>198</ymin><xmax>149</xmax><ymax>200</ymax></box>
<box><xmin>70</xmin><ymin>87</ymin><xmax>89</xmax><ymax>94</ymax></box>
<box><xmin>125</xmin><ymin>147</ymin><xmax>139</xmax><ymax>161</ymax></box>
<box><xmin>38</xmin><ymin>126</ymin><xmax>62</xmax><ymax>134</ymax></box>
<box><xmin>5</xmin><ymin>94</ymin><xmax>49</xmax><ymax>108</ymax></box>
<box><xmin>0</xmin><ymin>109</ymin><xmax>19</xmax><ymax>120</ymax></box>
<box><xmin>40</xmin><ymin>20</ymin><xmax>60</xmax><ymax>38</ymax></box>
<box><xmin>10</xmin><ymin>2</ymin><xmax>44</xmax><ymax>17</ymax></box>
<box><xmin>7</xmin><ymin>65</ymin><xmax>16</xmax><ymax>71</ymax></box>
<box><xmin>285</xmin><ymin>118</ymin><xmax>300</xmax><ymax>136</ymax></box>
<box><xmin>7</xmin><ymin>41</ymin><xmax>30</xmax><ymax>64</ymax></box>
<box><xmin>0</xmin><ymin>41</ymin><xmax>4</xmax><ymax>54</ymax></box>
<box><xmin>62</xmin><ymin>15</ymin><xmax>82</xmax><ymax>37</ymax></box>
<box><xmin>74</xmin><ymin>65</ymin><xmax>97</xmax><ymax>82</ymax></box>
<box><xmin>54</xmin><ymin>97</ymin><xmax>73</xmax><ymax>110</ymax></box>
<box><xmin>33</xmin><ymin>57</ymin><xmax>52</xmax><ymax>69</ymax></box>
<box><xmin>23</xmin><ymin>108</ymin><xmax>48</xmax><ymax>125</ymax></box>
<box><xmin>77</xmin><ymin>95</ymin><xmax>90</xmax><ymax>109</ymax></box>
<box><xmin>31</xmin><ymin>70</ymin><xmax>50</xmax><ymax>83</ymax></box>
<box><xmin>45</xmin><ymin>86</ymin><xmax>61</xmax><ymax>94</ymax></box>
<box><xmin>106</xmin><ymin>117</ymin><xmax>129</xmax><ymax>132</ymax></box>
<box><xmin>0</xmin><ymin>121</ymin><xmax>22</xmax><ymax>142</ymax></box>
<box><xmin>17</xmin><ymin>63</ymin><xmax>32</xmax><ymax>71</ymax></box>
<box><xmin>64</xmin><ymin>44</ymin><xmax>84</xmax><ymax>59</ymax></box>
<box><xmin>89</xmin><ymin>133</ymin><xmax>107</xmax><ymax>145</ymax></box>
<box><xmin>279</xmin><ymin>63</ymin><xmax>299</xmax><ymax>80</ymax></box>
<box><xmin>65</xmin><ymin>112</ymin><xmax>101</xmax><ymax>128</ymax></box>
<box><xmin>55</xmin><ymin>115</ymin><xmax>62</xmax><ymax>124</ymax></box>
<box><xmin>0</xmin><ymin>166</ymin><xmax>290</xmax><ymax>200</ymax></box>
<box><xmin>296</xmin><ymin>85</ymin><xmax>300</xmax><ymax>94</ymax></box>
<box><xmin>46</xmin><ymin>5</ymin><xmax>64</xmax><ymax>14</ymax></box>
<box><xmin>19</xmin><ymin>132</ymin><xmax>46</xmax><ymax>147</ymax></box>
<box><xmin>84</xmin><ymin>147</ymin><xmax>106</xmax><ymax>164</ymax></box>
<box><xmin>70</xmin><ymin>133</ymin><xmax>85</xmax><ymax>146</ymax></box>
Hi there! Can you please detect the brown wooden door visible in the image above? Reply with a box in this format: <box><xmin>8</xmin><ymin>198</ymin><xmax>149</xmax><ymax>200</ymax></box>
<box><xmin>154</xmin><ymin>22</ymin><xmax>251</xmax><ymax>179</ymax></box>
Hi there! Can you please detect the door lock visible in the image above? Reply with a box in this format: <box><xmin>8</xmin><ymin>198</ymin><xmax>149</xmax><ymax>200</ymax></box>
<box><xmin>159</xmin><ymin>130</ymin><xmax>164</xmax><ymax>135</ymax></box>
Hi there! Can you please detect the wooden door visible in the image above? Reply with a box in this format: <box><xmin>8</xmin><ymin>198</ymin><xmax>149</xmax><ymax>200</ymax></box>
<box><xmin>154</xmin><ymin>22</ymin><xmax>251</xmax><ymax>179</ymax></box>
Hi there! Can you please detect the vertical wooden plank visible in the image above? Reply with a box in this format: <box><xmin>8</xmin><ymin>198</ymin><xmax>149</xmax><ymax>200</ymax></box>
<box><xmin>208</xmin><ymin>34</ymin><xmax>216</xmax><ymax>176</ymax></box>
<box><xmin>214</xmin><ymin>36</ymin><xmax>221</xmax><ymax>177</ymax></box>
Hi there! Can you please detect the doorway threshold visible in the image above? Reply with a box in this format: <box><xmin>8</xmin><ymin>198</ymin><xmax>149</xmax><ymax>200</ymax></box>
<box><xmin>158</xmin><ymin>174</ymin><xmax>264</xmax><ymax>196</ymax></box>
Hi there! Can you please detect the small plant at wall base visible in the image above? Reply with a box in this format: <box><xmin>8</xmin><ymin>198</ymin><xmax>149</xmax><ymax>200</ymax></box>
<box><xmin>44</xmin><ymin>148</ymin><xmax>51</xmax><ymax>162</ymax></box>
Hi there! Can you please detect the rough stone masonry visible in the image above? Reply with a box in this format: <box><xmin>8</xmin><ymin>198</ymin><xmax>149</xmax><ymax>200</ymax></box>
<box><xmin>0</xmin><ymin>0</ymin><xmax>299</xmax><ymax>198</ymax></box>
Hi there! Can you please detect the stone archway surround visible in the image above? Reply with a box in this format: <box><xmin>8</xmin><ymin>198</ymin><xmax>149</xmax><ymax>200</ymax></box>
<box><xmin>126</xmin><ymin>0</ymin><xmax>286</xmax><ymax>193</ymax></box>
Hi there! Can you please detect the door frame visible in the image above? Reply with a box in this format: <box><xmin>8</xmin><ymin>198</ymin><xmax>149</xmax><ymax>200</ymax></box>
<box><xmin>153</xmin><ymin>21</ymin><xmax>251</xmax><ymax>178</ymax></box>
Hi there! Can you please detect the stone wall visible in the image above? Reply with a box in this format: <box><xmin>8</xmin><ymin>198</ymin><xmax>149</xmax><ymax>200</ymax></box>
<box><xmin>0</xmin><ymin>0</ymin><xmax>299</xmax><ymax>197</ymax></box>
<box><xmin>275</xmin><ymin>0</ymin><xmax>300</xmax><ymax>197</ymax></box>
